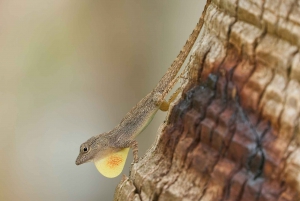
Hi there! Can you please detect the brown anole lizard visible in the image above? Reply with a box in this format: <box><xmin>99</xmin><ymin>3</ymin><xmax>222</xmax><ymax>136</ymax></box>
<box><xmin>75</xmin><ymin>1</ymin><xmax>211</xmax><ymax>178</ymax></box>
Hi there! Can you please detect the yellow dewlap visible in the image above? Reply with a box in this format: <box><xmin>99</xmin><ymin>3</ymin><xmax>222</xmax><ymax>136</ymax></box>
<box><xmin>94</xmin><ymin>148</ymin><xmax>130</xmax><ymax>178</ymax></box>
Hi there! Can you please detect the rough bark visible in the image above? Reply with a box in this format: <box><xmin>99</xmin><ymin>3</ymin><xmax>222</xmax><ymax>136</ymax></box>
<box><xmin>114</xmin><ymin>0</ymin><xmax>300</xmax><ymax>200</ymax></box>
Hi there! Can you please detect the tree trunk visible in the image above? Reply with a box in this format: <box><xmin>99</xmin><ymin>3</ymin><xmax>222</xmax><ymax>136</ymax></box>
<box><xmin>114</xmin><ymin>0</ymin><xmax>300</xmax><ymax>200</ymax></box>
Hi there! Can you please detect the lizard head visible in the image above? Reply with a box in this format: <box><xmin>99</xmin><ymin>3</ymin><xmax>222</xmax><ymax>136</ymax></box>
<box><xmin>76</xmin><ymin>133</ymin><xmax>130</xmax><ymax>178</ymax></box>
<box><xmin>75</xmin><ymin>134</ymin><xmax>111</xmax><ymax>165</ymax></box>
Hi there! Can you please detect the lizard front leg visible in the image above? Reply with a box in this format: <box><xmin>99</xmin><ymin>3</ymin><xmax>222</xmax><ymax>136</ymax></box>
<box><xmin>116</xmin><ymin>140</ymin><xmax>139</xmax><ymax>163</ymax></box>
<box><xmin>129</xmin><ymin>140</ymin><xmax>139</xmax><ymax>163</ymax></box>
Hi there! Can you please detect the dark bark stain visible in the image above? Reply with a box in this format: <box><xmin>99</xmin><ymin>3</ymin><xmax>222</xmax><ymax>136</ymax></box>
<box><xmin>163</xmin><ymin>52</ymin><xmax>298</xmax><ymax>200</ymax></box>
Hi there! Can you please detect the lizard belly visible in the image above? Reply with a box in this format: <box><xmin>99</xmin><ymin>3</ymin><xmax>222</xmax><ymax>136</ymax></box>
<box><xmin>131</xmin><ymin>107</ymin><xmax>159</xmax><ymax>139</ymax></box>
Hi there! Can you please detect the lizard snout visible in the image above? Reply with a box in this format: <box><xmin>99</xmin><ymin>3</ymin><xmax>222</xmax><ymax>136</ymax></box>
<box><xmin>75</xmin><ymin>156</ymin><xmax>83</xmax><ymax>165</ymax></box>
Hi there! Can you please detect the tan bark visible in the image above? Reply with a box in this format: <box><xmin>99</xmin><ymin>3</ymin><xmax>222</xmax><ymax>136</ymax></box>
<box><xmin>114</xmin><ymin>0</ymin><xmax>300</xmax><ymax>200</ymax></box>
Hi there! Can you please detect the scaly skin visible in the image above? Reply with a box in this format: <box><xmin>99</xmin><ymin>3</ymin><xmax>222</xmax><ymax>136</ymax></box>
<box><xmin>75</xmin><ymin>0</ymin><xmax>211</xmax><ymax>176</ymax></box>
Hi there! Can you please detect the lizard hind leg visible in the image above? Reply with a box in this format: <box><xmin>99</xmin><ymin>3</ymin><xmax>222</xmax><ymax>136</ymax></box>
<box><xmin>152</xmin><ymin>92</ymin><xmax>164</xmax><ymax>107</ymax></box>
<box><xmin>159</xmin><ymin>87</ymin><xmax>182</xmax><ymax>111</ymax></box>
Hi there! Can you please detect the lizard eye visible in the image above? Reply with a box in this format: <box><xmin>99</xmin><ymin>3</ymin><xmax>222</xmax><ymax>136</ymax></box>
<box><xmin>81</xmin><ymin>145</ymin><xmax>89</xmax><ymax>153</ymax></box>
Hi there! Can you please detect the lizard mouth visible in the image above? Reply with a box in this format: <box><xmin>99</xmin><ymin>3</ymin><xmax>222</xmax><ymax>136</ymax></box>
<box><xmin>75</xmin><ymin>156</ymin><xmax>83</xmax><ymax>165</ymax></box>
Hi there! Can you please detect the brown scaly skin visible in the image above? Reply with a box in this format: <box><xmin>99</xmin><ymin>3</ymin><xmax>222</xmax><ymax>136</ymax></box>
<box><xmin>76</xmin><ymin>0</ymin><xmax>211</xmax><ymax>167</ymax></box>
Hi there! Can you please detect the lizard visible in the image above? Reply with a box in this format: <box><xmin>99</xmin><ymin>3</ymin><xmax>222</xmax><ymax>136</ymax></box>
<box><xmin>75</xmin><ymin>0</ymin><xmax>211</xmax><ymax>178</ymax></box>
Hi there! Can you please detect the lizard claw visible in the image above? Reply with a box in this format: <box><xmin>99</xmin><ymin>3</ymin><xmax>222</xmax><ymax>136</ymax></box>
<box><xmin>129</xmin><ymin>159</ymin><xmax>138</xmax><ymax>178</ymax></box>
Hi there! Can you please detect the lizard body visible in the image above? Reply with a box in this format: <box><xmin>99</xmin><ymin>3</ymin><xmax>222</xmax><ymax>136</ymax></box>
<box><xmin>75</xmin><ymin>1</ymin><xmax>211</xmax><ymax>178</ymax></box>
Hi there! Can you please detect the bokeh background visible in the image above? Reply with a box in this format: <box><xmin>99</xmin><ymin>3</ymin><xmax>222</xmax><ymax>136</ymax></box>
<box><xmin>0</xmin><ymin>1</ymin><xmax>204</xmax><ymax>200</ymax></box>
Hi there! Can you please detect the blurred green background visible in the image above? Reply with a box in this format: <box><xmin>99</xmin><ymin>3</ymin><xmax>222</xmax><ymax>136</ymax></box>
<box><xmin>0</xmin><ymin>0</ymin><xmax>204</xmax><ymax>200</ymax></box>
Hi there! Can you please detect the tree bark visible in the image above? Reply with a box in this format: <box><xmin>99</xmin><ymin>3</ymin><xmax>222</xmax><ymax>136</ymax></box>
<box><xmin>114</xmin><ymin>0</ymin><xmax>300</xmax><ymax>200</ymax></box>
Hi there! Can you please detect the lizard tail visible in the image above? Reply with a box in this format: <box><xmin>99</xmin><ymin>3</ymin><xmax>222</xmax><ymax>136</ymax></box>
<box><xmin>153</xmin><ymin>0</ymin><xmax>211</xmax><ymax>97</ymax></box>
